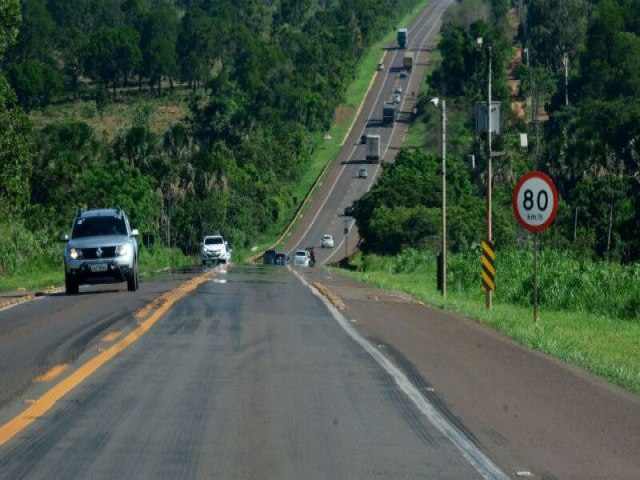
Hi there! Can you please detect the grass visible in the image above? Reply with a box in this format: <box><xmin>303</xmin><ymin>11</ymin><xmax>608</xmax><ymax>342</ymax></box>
<box><xmin>341</xmin><ymin>251</ymin><xmax>640</xmax><ymax>394</ymax></box>
<box><xmin>30</xmin><ymin>88</ymin><xmax>192</xmax><ymax>141</ymax></box>
<box><xmin>0</xmin><ymin>245</ymin><xmax>194</xmax><ymax>294</ymax></box>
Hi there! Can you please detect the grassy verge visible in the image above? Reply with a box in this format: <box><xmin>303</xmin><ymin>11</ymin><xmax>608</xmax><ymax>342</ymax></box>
<box><xmin>0</xmin><ymin>246</ymin><xmax>193</xmax><ymax>293</ymax></box>
<box><xmin>248</xmin><ymin>0</ymin><xmax>433</xmax><ymax>256</ymax></box>
<box><xmin>340</xmin><ymin>252</ymin><xmax>640</xmax><ymax>394</ymax></box>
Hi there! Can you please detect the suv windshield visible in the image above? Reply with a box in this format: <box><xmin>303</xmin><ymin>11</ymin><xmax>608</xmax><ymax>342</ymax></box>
<box><xmin>72</xmin><ymin>216</ymin><xmax>127</xmax><ymax>238</ymax></box>
<box><xmin>205</xmin><ymin>237</ymin><xmax>223</xmax><ymax>245</ymax></box>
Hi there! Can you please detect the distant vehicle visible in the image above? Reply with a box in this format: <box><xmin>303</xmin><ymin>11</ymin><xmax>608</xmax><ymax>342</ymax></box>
<box><xmin>377</xmin><ymin>62</ymin><xmax>384</xmax><ymax>71</ymax></box>
<box><xmin>274</xmin><ymin>252</ymin><xmax>287</xmax><ymax>265</ymax></box>
<box><xmin>60</xmin><ymin>208</ymin><xmax>139</xmax><ymax>295</ymax></box>
<box><xmin>403</xmin><ymin>51</ymin><xmax>414</xmax><ymax>70</ymax></box>
<box><xmin>306</xmin><ymin>247</ymin><xmax>316</xmax><ymax>266</ymax></box>
<box><xmin>395</xmin><ymin>84</ymin><xmax>403</xmax><ymax>94</ymax></box>
<box><xmin>399</xmin><ymin>70</ymin><xmax>408</xmax><ymax>79</ymax></box>
<box><xmin>344</xmin><ymin>205</ymin><xmax>355</xmax><ymax>216</ymax></box>
<box><xmin>293</xmin><ymin>250</ymin><xmax>310</xmax><ymax>267</ymax></box>
<box><xmin>321</xmin><ymin>234</ymin><xmax>334</xmax><ymax>248</ymax></box>
<box><xmin>397</xmin><ymin>28</ymin><xmax>408</xmax><ymax>49</ymax></box>
<box><xmin>393</xmin><ymin>93</ymin><xmax>402</xmax><ymax>104</ymax></box>
<box><xmin>358</xmin><ymin>166</ymin><xmax>368</xmax><ymax>178</ymax></box>
<box><xmin>263</xmin><ymin>249</ymin><xmax>276</xmax><ymax>265</ymax></box>
<box><xmin>382</xmin><ymin>101</ymin><xmax>397</xmax><ymax>124</ymax></box>
<box><xmin>366</xmin><ymin>134</ymin><xmax>381</xmax><ymax>163</ymax></box>
<box><xmin>201</xmin><ymin>234</ymin><xmax>231</xmax><ymax>265</ymax></box>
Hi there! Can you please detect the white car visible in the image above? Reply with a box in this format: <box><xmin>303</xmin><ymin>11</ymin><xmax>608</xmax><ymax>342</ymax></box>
<box><xmin>377</xmin><ymin>62</ymin><xmax>384</xmax><ymax>71</ymax></box>
<box><xmin>393</xmin><ymin>93</ymin><xmax>401</xmax><ymax>104</ymax></box>
<box><xmin>358</xmin><ymin>167</ymin><xmax>368</xmax><ymax>178</ymax></box>
<box><xmin>321</xmin><ymin>234</ymin><xmax>334</xmax><ymax>248</ymax></box>
<box><xmin>201</xmin><ymin>235</ymin><xmax>231</xmax><ymax>265</ymax></box>
<box><xmin>293</xmin><ymin>250</ymin><xmax>310</xmax><ymax>267</ymax></box>
<box><xmin>395</xmin><ymin>85</ymin><xmax>402</xmax><ymax>94</ymax></box>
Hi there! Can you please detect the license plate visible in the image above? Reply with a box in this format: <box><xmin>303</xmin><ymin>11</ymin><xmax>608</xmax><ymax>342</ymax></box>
<box><xmin>90</xmin><ymin>264</ymin><xmax>108</xmax><ymax>272</ymax></box>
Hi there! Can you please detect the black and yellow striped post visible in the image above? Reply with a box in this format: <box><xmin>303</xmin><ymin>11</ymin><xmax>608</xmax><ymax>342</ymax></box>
<box><xmin>481</xmin><ymin>240</ymin><xmax>495</xmax><ymax>293</ymax></box>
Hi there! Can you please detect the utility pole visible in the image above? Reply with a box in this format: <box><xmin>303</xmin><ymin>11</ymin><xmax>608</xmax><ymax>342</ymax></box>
<box><xmin>441</xmin><ymin>99</ymin><xmax>447</xmax><ymax>298</ymax></box>
<box><xmin>486</xmin><ymin>46</ymin><xmax>493</xmax><ymax>310</ymax></box>
<box><xmin>431</xmin><ymin>97</ymin><xmax>447</xmax><ymax>297</ymax></box>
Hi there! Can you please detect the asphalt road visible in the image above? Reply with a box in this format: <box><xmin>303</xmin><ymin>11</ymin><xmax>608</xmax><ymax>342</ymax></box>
<box><xmin>284</xmin><ymin>0</ymin><xmax>454</xmax><ymax>265</ymax></box>
<box><xmin>0</xmin><ymin>272</ymin><xmax>190</xmax><ymax>410</ymax></box>
<box><xmin>0</xmin><ymin>265</ymin><xmax>490</xmax><ymax>479</ymax></box>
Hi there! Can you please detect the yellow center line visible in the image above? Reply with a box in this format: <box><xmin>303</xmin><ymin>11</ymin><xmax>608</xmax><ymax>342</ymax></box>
<box><xmin>100</xmin><ymin>331</ymin><xmax>122</xmax><ymax>342</ymax></box>
<box><xmin>33</xmin><ymin>364</ymin><xmax>69</xmax><ymax>383</ymax></box>
<box><xmin>0</xmin><ymin>272</ymin><xmax>213</xmax><ymax>447</ymax></box>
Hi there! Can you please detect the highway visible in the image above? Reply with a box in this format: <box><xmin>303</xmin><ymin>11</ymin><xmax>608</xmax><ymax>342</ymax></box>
<box><xmin>283</xmin><ymin>0</ymin><xmax>455</xmax><ymax>265</ymax></box>
<box><xmin>1</xmin><ymin>1</ymin><xmax>640</xmax><ymax>478</ymax></box>
<box><xmin>0</xmin><ymin>266</ymin><xmax>495</xmax><ymax>479</ymax></box>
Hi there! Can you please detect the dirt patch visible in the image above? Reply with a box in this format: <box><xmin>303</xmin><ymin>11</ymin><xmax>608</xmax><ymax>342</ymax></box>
<box><xmin>334</xmin><ymin>105</ymin><xmax>354</xmax><ymax>125</ymax></box>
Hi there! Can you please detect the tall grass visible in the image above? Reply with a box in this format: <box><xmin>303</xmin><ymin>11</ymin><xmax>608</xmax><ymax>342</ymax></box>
<box><xmin>358</xmin><ymin>248</ymin><xmax>640</xmax><ymax>321</ymax></box>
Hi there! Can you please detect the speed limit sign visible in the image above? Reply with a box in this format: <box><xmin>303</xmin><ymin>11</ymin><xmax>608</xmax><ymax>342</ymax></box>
<box><xmin>512</xmin><ymin>171</ymin><xmax>558</xmax><ymax>233</ymax></box>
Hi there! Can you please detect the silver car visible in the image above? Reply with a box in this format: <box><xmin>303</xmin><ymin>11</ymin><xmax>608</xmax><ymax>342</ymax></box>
<box><xmin>293</xmin><ymin>250</ymin><xmax>310</xmax><ymax>267</ymax></box>
<box><xmin>61</xmin><ymin>208</ymin><xmax>139</xmax><ymax>294</ymax></box>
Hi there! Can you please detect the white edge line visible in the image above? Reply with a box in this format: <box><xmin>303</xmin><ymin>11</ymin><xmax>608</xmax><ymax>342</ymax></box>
<box><xmin>289</xmin><ymin>267</ymin><xmax>510</xmax><ymax>480</ymax></box>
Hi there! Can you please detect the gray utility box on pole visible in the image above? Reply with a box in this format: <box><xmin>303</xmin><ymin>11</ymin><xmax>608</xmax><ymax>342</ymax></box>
<box><xmin>476</xmin><ymin>101</ymin><xmax>501</xmax><ymax>135</ymax></box>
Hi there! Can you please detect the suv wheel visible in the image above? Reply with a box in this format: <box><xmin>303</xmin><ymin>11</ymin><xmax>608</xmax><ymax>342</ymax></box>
<box><xmin>127</xmin><ymin>265</ymin><xmax>139</xmax><ymax>292</ymax></box>
<box><xmin>65</xmin><ymin>273</ymin><xmax>79</xmax><ymax>295</ymax></box>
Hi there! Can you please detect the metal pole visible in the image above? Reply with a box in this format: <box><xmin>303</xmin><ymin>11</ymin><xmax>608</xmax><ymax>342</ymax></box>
<box><xmin>533</xmin><ymin>234</ymin><xmax>538</xmax><ymax>322</ymax></box>
<box><xmin>486</xmin><ymin>46</ymin><xmax>493</xmax><ymax>310</ymax></box>
<box><xmin>441</xmin><ymin>99</ymin><xmax>447</xmax><ymax>298</ymax></box>
<box><xmin>344</xmin><ymin>218</ymin><xmax>348</xmax><ymax>265</ymax></box>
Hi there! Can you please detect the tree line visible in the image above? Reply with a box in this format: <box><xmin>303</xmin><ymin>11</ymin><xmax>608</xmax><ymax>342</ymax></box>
<box><xmin>0</xmin><ymin>0</ymin><xmax>424</xmax><ymax>274</ymax></box>
<box><xmin>355</xmin><ymin>0</ymin><xmax>640</xmax><ymax>263</ymax></box>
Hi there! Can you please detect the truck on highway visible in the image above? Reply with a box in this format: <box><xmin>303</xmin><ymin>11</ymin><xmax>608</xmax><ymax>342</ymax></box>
<box><xmin>382</xmin><ymin>101</ymin><xmax>397</xmax><ymax>125</ymax></box>
<box><xmin>403</xmin><ymin>51</ymin><xmax>414</xmax><ymax>70</ymax></box>
<box><xmin>366</xmin><ymin>134</ymin><xmax>381</xmax><ymax>163</ymax></box>
<box><xmin>397</xmin><ymin>28</ymin><xmax>408</xmax><ymax>49</ymax></box>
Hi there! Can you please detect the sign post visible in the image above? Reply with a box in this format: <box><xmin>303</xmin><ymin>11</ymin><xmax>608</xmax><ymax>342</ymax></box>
<box><xmin>512</xmin><ymin>171</ymin><xmax>559</xmax><ymax>322</ymax></box>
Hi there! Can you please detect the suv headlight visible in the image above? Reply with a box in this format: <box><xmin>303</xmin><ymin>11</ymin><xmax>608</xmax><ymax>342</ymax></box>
<box><xmin>69</xmin><ymin>247</ymin><xmax>82</xmax><ymax>260</ymax></box>
<box><xmin>116</xmin><ymin>244</ymin><xmax>132</xmax><ymax>257</ymax></box>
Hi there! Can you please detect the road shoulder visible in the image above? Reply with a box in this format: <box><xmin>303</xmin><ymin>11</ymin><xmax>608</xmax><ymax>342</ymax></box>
<box><xmin>302</xmin><ymin>267</ymin><xmax>640</xmax><ymax>479</ymax></box>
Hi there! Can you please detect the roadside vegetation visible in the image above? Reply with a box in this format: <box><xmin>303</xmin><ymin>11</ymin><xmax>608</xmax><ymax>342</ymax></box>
<box><xmin>0</xmin><ymin>0</ymin><xmax>427</xmax><ymax>286</ymax></box>
<box><xmin>346</xmin><ymin>0</ymin><xmax>640</xmax><ymax>393</ymax></box>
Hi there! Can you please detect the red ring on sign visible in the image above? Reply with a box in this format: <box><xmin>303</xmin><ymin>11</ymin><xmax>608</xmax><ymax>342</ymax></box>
<box><xmin>512</xmin><ymin>171</ymin><xmax>559</xmax><ymax>233</ymax></box>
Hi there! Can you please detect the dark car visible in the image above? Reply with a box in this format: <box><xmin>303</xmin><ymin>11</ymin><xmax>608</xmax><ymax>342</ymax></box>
<box><xmin>263</xmin><ymin>249</ymin><xmax>276</xmax><ymax>265</ymax></box>
<box><xmin>344</xmin><ymin>205</ymin><xmax>355</xmax><ymax>216</ymax></box>
<box><xmin>274</xmin><ymin>252</ymin><xmax>287</xmax><ymax>265</ymax></box>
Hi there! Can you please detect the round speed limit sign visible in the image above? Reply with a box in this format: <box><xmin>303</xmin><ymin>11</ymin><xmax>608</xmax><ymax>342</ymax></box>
<box><xmin>512</xmin><ymin>171</ymin><xmax>559</xmax><ymax>233</ymax></box>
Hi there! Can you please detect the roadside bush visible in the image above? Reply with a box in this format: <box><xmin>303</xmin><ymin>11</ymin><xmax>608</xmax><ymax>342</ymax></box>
<box><xmin>0</xmin><ymin>222</ymin><xmax>59</xmax><ymax>276</ymax></box>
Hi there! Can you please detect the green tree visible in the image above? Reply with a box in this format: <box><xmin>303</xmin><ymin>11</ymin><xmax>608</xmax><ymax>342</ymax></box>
<box><xmin>0</xmin><ymin>0</ymin><xmax>34</xmax><ymax>219</ymax></box>
<box><xmin>177</xmin><ymin>7</ymin><xmax>215</xmax><ymax>89</ymax></box>
<box><xmin>525</xmin><ymin>0</ymin><xmax>589</xmax><ymax>106</ymax></box>
<box><xmin>8</xmin><ymin>60</ymin><xmax>62</xmax><ymax>109</ymax></box>
<box><xmin>8</xmin><ymin>0</ymin><xmax>56</xmax><ymax>63</ymax></box>
<box><xmin>139</xmin><ymin>6</ymin><xmax>179</xmax><ymax>92</ymax></box>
